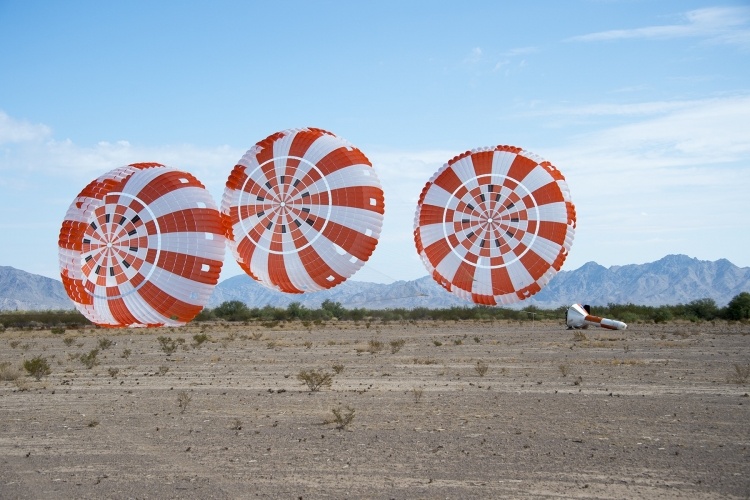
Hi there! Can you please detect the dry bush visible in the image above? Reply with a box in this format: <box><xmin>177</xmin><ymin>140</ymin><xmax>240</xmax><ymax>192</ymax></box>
<box><xmin>332</xmin><ymin>363</ymin><xmax>345</xmax><ymax>374</ymax></box>
<box><xmin>177</xmin><ymin>391</ymin><xmax>192</xmax><ymax>413</ymax></box>
<box><xmin>572</xmin><ymin>331</ymin><xmax>588</xmax><ymax>342</ymax></box>
<box><xmin>297</xmin><ymin>369</ymin><xmax>333</xmax><ymax>392</ymax></box>
<box><xmin>98</xmin><ymin>337</ymin><xmax>113</xmax><ymax>350</ymax></box>
<box><xmin>367</xmin><ymin>339</ymin><xmax>384</xmax><ymax>354</ymax></box>
<box><xmin>558</xmin><ymin>364</ymin><xmax>570</xmax><ymax>377</ymax></box>
<box><xmin>23</xmin><ymin>356</ymin><xmax>51</xmax><ymax>380</ymax></box>
<box><xmin>728</xmin><ymin>364</ymin><xmax>750</xmax><ymax>385</ymax></box>
<box><xmin>327</xmin><ymin>405</ymin><xmax>355</xmax><ymax>430</ymax></box>
<box><xmin>475</xmin><ymin>360</ymin><xmax>489</xmax><ymax>377</ymax></box>
<box><xmin>0</xmin><ymin>361</ymin><xmax>22</xmax><ymax>381</ymax></box>
<box><xmin>80</xmin><ymin>349</ymin><xmax>99</xmax><ymax>369</ymax></box>
<box><xmin>413</xmin><ymin>358</ymin><xmax>438</xmax><ymax>365</ymax></box>
<box><xmin>411</xmin><ymin>386</ymin><xmax>424</xmax><ymax>403</ymax></box>
<box><xmin>390</xmin><ymin>339</ymin><xmax>406</xmax><ymax>354</ymax></box>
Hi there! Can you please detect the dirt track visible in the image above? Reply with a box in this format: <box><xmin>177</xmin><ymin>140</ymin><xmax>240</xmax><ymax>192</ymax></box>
<box><xmin>1</xmin><ymin>320</ymin><xmax>749</xmax><ymax>499</ymax></box>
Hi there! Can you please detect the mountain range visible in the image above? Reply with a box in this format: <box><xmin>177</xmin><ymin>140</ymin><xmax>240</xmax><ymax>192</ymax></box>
<box><xmin>1</xmin><ymin>255</ymin><xmax>748</xmax><ymax>312</ymax></box>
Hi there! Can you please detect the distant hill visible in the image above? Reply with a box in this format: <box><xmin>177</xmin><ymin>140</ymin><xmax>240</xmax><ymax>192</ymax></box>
<box><xmin>208</xmin><ymin>254</ymin><xmax>750</xmax><ymax>310</ymax></box>
<box><xmin>2</xmin><ymin>255</ymin><xmax>749</xmax><ymax>311</ymax></box>
<box><xmin>0</xmin><ymin>266</ymin><xmax>74</xmax><ymax>311</ymax></box>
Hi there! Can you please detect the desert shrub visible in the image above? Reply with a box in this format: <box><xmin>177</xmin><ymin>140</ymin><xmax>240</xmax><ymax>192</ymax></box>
<box><xmin>475</xmin><ymin>360</ymin><xmax>489</xmax><ymax>377</ymax></box>
<box><xmin>390</xmin><ymin>339</ymin><xmax>406</xmax><ymax>353</ymax></box>
<box><xmin>157</xmin><ymin>365</ymin><xmax>169</xmax><ymax>376</ymax></box>
<box><xmin>157</xmin><ymin>336</ymin><xmax>184</xmax><ymax>355</ymax></box>
<box><xmin>433</xmin><ymin>340</ymin><xmax>443</xmax><ymax>347</ymax></box>
<box><xmin>98</xmin><ymin>337</ymin><xmax>113</xmax><ymax>350</ymax></box>
<box><xmin>121</xmin><ymin>348</ymin><xmax>131</xmax><ymax>359</ymax></box>
<box><xmin>572</xmin><ymin>331</ymin><xmax>588</xmax><ymax>342</ymax></box>
<box><xmin>559</xmin><ymin>364</ymin><xmax>570</xmax><ymax>377</ymax></box>
<box><xmin>50</xmin><ymin>326</ymin><xmax>65</xmax><ymax>335</ymax></box>
<box><xmin>332</xmin><ymin>363</ymin><xmax>345</xmax><ymax>374</ymax></box>
<box><xmin>0</xmin><ymin>361</ymin><xmax>22</xmax><ymax>381</ymax></box>
<box><xmin>367</xmin><ymin>339</ymin><xmax>384</xmax><ymax>354</ymax></box>
<box><xmin>62</xmin><ymin>336</ymin><xmax>75</xmax><ymax>346</ymax></box>
<box><xmin>328</xmin><ymin>405</ymin><xmax>355</xmax><ymax>430</ymax></box>
<box><xmin>80</xmin><ymin>349</ymin><xmax>99</xmax><ymax>369</ymax></box>
<box><xmin>411</xmin><ymin>386</ymin><xmax>424</xmax><ymax>403</ymax></box>
<box><xmin>192</xmin><ymin>333</ymin><xmax>210</xmax><ymax>347</ymax></box>
<box><xmin>728</xmin><ymin>364</ymin><xmax>750</xmax><ymax>385</ymax></box>
<box><xmin>108</xmin><ymin>367</ymin><xmax>119</xmax><ymax>378</ymax></box>
<box><xmin>177</xmin><ymin>391</ymin><xmax>192</xmax><ymax>413</ymax></box>
<box><xmin>297</xmin><ymin>369</ymin><xmax>333</xmax><ymax>392</ymax></box>
<box><xmin>23</xmin><ymin>356</ymin><xmax>51</xmax><ymax>380</ymax></box>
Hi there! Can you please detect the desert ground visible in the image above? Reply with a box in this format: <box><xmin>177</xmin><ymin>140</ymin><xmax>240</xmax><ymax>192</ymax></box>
<box><xmin>1</xmin><ymin>318</ymin><xmax>748</xmax><ymax>499</ymax></box>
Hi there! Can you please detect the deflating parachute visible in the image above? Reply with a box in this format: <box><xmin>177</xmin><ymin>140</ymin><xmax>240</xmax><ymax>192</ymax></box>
<box><xmin>221</xmin><ymin>128</ymin><xmax>384</xmax><ymax>293</ymax></box>
<box><xmin>566</xmin><ymin>304</ymin><xmax>627</xmax><ymax>330</ymax></box>
<box><xmin>58</xmin><ymin>163</ymin><xmax>225</xmax><ymax>327</ymax></box>
<box><xmin>414</xmin><ymin>146</ymin><xmax>576</xmax><ymax>305</ymax></box>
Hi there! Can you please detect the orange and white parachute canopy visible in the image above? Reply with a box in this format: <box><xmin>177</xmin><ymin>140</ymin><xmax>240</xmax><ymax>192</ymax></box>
<box><xmin>221</xmin><ymin>128</ymin><xmax>384</xmax><ymax>293</ymax></box>
<box><xmin>58</xmin><ymin>163</ymin><xmax>225</xmax><ymax>327</ymax></box>
<box><xmin>414</xmin><ymin>146</ymin><xmax>576</xmax><ymax>306</ymax></box>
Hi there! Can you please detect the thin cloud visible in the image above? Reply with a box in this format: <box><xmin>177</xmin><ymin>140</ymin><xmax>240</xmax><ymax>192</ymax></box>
<box><xmin>0</xmin><ymin>111</ymin><xmax>52</xmax><ymax>144</ymax></box>
<box><xmin>569</xmin><ymin>6</ymin><xmax>750</xmax><ymax>49</ymax></box>
<box><xmin>463</xmin><ymin>46</ymin><xmax>482</xmax><ymax>64</ymax></box>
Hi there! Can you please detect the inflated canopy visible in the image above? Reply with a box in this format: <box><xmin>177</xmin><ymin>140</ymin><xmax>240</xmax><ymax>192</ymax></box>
<box><xmin>58</xmin><ymin>163</ymin><xmax>225</xmax><ymax>327</ymax></box>
<box><xmin>414</xmin><ymin>146</ymin><xmax>576</xmax><ymax>305</ymax></box>
<box><xmin>222</xmin><ymin>128</ymin><xmax>384</xmax><ymax>293</ymax></box>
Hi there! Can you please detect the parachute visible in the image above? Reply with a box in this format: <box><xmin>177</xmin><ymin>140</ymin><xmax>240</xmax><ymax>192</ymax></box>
<box><xmin>221</xmin><ymin>128</ymin><xmax>384</xmax><ymax>293</ymax></box>
<box><xmin>414</xmin><ymin>146</ymin><xmax>576</xmax><ymax>305</ymax></box>
<box><xmin>58</xmin><ymin>163</ymin><xmax>225</xmax><ymax>327</ymax></box>
<box><xmin>566</xmin><ymin>304</ymin><xmax>627</xmax><ymax>330</ymax></box>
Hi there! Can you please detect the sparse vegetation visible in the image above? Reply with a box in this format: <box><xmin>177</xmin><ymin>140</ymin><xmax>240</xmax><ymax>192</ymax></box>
<box><xmin>297</xmin><ymin>369</ymin><xmax>334</xmax><ymax>392</ymax></box>
<box><xmin>332</xmin><ymin>363</ymin><xmax>345</xmax><ymax>374</ymax></box>
<box><xmin>108</xmin><ymin>367</ymin><xmax>119</xmax><ymax>378</ymax></box>
<box><xmin>23</xmin><ymin>356</ymin><xmax>51</xmax><ymax>380</ymax></box>
<box><xmin>572</xmin><ymin>331</ymin><xmax>588</xmax><ymax>342</ymax></box>
<box><xmin>728</xmin><ymin>364</ymin><xmax>750</xmax><ymax>385</ymax></box>
<box><xmin>177</xmin><ymin>391</ymin><xmax>192</xmax><ymax>413</ymax></box>
<box><xmin>327</xmin><ymin>405</ymin><xmax>355</xmax><ymax>430</ymax></box>
<box><xmin>121</xmin><ymin>348</ymin><xmax>132</xmax><ymax>359</ymax></box>
<box><xmin>80</xmin><ymin>349</ymin><xmax>99</xmax><ymax>369</ymax></box>
<box><xmin>411</xmin><ymin>386</ymin><xmax>424</xmax><ymax>403</ymax></box>
<box><xmin>367</xmin><ymin>339</ymin><xmax>384</xmax><ymax>354</ymax></box>
<box><xmin>0</xmin><ymin>361</ymin><xmax>22</xmax><ymax>381</ymax></box>
<box><xmin>475</xmin><ymin>360</ymin><xmax>489</xmax><ymax>377</ymax></box>
<box><xmin>559</xmin><ymin>364</ymin><xmax>570</xmax><ymax>377</ymax></box>
<box><xmin>157</xmin><ymin>365</ymin><xmax>169</xmax><ymax>376</ymax></box>
<box><xmin>63</xmin><ymin>336</ymin><xmax>75</xmax><ymax>346</ymax></box>
<box><xmin>50</xmin><ymin>326</ymin><xmax>65</xmax><ymax>335</ymax></box>
<box><xmin>390</xmin><ymin>339</ymin><xmax>406</xmax><ymax>354</ymax></box>
<box><xmin>192</xmin><ymin>333</ymin><xmax>210</xmax><ymax>347</ymax></box>
<box><xmin>157</xmin><ymin>336</ymin><xmax>184</xmax><ymax>355</ymax></box>
<box><xmin>98</xmin><ymin>337</ymin><xmax>113</xmax><ymax>350</ymax></box>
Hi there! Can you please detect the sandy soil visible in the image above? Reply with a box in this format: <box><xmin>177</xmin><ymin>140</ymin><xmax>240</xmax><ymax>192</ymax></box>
<box><xmin>1</xmin><ymin>319</ymin><xmax>749</xmax><ymax>499</ymax></box>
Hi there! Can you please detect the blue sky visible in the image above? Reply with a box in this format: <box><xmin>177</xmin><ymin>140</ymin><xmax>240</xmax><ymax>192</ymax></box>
<box><xmin>1</xmin><ymin>0</ymin><xmax>749</xmax><ymax>285</ymax></box>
